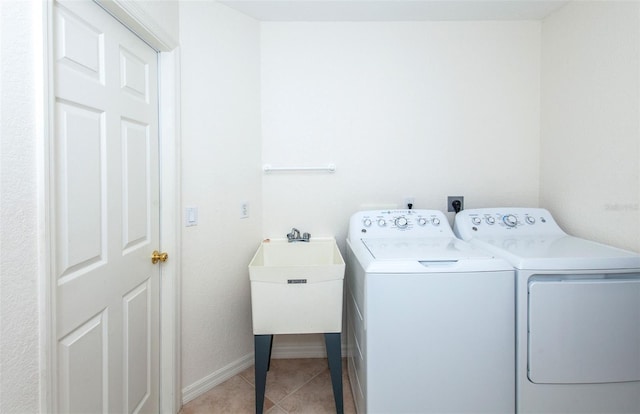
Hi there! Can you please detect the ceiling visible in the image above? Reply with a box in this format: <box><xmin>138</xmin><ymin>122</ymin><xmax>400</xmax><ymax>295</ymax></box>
<box><xmin>218</xmin><ymin>0</ymin><xmax>570</xmax><ymax>21</ymax></box>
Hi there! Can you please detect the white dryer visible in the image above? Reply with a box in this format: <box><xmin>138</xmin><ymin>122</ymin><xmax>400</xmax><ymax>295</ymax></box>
<box><xmin>346</xmin><ymin>209</ymin><xmax>515</xmax><ymax>414</ymax></box>
<box><xmin>454</xmin><ymin>208</ymin><xmax>640</xmax><ymax>414</ymax></box>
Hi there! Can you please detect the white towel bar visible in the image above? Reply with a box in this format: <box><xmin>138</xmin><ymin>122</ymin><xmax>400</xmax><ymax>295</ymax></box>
<box><xmin>263</xmin><ymin>164</ymin><xmax>336</xmax><ymax>173</ymax></box>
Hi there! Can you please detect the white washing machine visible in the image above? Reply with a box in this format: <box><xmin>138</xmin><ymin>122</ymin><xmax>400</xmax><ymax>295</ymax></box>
<box><xmin>454</xmin><ymin>208</ymin><xmax>640</xmax><ymax>414</ymax></box>
<box><xmin>346</xmin><ymin>209</ymin><xmax>515</xmax><ymax>414</ymax></box>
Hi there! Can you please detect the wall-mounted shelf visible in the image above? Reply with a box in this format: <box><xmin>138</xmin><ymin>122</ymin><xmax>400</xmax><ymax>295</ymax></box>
<box><xmin>263</xmin><ymin>164</ymin><xmax>336</xmax><ymax>174</ymax></box>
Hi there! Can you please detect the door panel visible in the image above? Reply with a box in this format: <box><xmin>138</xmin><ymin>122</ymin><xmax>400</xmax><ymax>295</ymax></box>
<box><xmin>120</xmin><ymin>47</ymin><xmax>149</xmax><ymax>101</ymax></box>
<box><xmin>58</xmin><ymin>311</ymin><xmax>108</xmax><ymax>414</ymax></box>
<box><xmin>55</xmin><ymin>4</ymin><xmax>104</xmax><ymax>83</ymax></box>
<box><xmin>55</xmin><ymin>101</ymin><xmax>105</xmax><ymax>281</ymax></box>
<box><xmin>123</xmin><ymin>280</ymin><xmax>152</xmax><ymax>413</ymax></box>
<box><xmin>122</xmin><ymin>119</ymin><xmax>151</xmax><ymax>252</ymax></box>
<box><xmin>53</xmin><ymin>1</ymin><xmax>160</xmax><ymax>412</ymax></box>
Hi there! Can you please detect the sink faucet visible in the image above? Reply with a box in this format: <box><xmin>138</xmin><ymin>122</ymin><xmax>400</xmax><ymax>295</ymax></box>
<box><xmin>287</xmin><ymin>228</ymin><xmax>310</xmax><ymax>242</ymax></box>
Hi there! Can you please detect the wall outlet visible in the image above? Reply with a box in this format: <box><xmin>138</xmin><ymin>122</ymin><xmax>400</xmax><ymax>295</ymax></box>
<box><xmin>447</xmin><ymin>196</ymin><xmax>464</xmax><ymax>212</ymax></box>
<box><xmin>403</xmin><ymin>197</ymin><xmax>415</xmax><ymax>209</ymax></box>
<box><xmin>240</xmin><ymin>201</ymin><xmax>249</xmax><ymax>219</ymax></box>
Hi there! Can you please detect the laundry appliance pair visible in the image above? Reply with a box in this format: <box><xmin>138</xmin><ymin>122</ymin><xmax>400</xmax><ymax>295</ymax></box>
<box><xmin>346</xmin><ymin>208</ymin><xmax>640</xmax><ymax>414</ymax></box>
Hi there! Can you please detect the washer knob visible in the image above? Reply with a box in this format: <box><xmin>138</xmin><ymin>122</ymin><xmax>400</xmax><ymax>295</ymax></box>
<box><xmin>503</xmin><ymin>214</ymin><xmax>518</xmax><ymax>227</ymax></box>
<box><xmin>472</xmin><ymin>217</ymin><xmax>482</xmax><ymax>225</ymax></box>
<box><xmin>486</xmin><ymin>216</ymin><xmax>496</xmax><ymax>225</ymax></box>
<box><xmin>418</xmin><ymin>217</ymin><xmax>427</xmax><ymax>226</ymax></box>
<box><xmin>431</xmin><ymin>218</ymin><xmax>441</xmax><ymax>226</ymax></box>
<box><xmin>526</xmin><ymin>216</ymin><xmax>536</xmax><ymax>225</ymax></box>
<box><xmin>396</xmin><ymin>217</ymin><xmax>408</xmax><ymax>228</ymax></box>
<box><xmin>363</xmin><ymin>218</ymin><xmax>372</xmax><ymax>227</ymax></box>
<box><xmin>378</xmin><ymin>219</ymin><xmax>386</xmax><ymax>227</ymax></box>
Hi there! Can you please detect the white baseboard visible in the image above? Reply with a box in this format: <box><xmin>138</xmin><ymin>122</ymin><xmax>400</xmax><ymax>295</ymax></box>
<box><xmin>181</xmin><ymin>353</ymin><xmax>254</xmax><ymax>404</ymax></box>
<box><xmin>181</xmin><ymin>342</ymin><xmax>348</xmax><ymax>405</ymax></box>
<box><xmin>270</xmin><ymin>342</ymin><xmax>348</xmax><ymax>359</ymax></box>
<box><xmin>270</xmin><ymin>343</ymin><xmax>327</xmax><ymax>359</ymax></box>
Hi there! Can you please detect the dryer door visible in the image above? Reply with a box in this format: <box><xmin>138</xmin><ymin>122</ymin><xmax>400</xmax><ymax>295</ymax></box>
<box><xmin>528</xmin><ymin>275</ymin><xmax>640</xmax><ymax>384</ymax></box>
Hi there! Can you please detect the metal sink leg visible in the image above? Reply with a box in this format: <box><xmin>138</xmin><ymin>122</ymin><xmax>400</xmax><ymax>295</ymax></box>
<box><xmin>255</xmin><ymin>333</ymin><xmax>343</xmax><ymax>414</ymax></box>
<box><xmin>254</xmin><ymin>334</ymin><xmax>273</xmax><ymax>414</ymax></box>
<box><xmin>325</xmin><ymin>333</ymin><xmax>344</xmax><ymax>414</ymax></box>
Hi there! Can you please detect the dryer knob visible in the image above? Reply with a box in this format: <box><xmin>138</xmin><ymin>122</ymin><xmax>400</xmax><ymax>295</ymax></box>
<box><xmin>526</xmin><ymin>216</ymin><xmax>536</xmax><ymax>225</ymax></box>
<box><xmin>396</xmin><ymin>217</ymin><xmax>408</xmax><ymax>228</ymax></box>
<box><xmin>431</xmin><ymin>218</ymin><xmax>441</xmax><ymax>226</ymax></box>
<box><xmin>418</xmin><ymin>217</ymin><xmax>427</xmax><ymax>226</ymax></box>
<box><xmin>472</xmin><ymin>217</ymin><xmax>482</xmax><ymax>225</ymax></box>
<box><xmin>363</xmin><ymin>218</ymin><xmax>372</xmax><ymax>227</ymax></box>
<box><xmin>503</xmin><ymin>214</ymin><xmax>518</xmax><ymax>227</ymax></box>
<box><xmin>486</xmin><ymin>216</ymin><xmax>496</xmax><ymax>224</ymax></box>
<box><xmin>377</xmin><ymin>219</ymin><xmax>386</xmax><ymax>227</ymax></box>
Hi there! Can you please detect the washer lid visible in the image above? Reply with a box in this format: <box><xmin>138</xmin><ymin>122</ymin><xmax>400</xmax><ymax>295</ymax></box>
<box><xmin>362</xmin><ymin>237</ymin><xmax>491</xmax><ymax>261</ymax></box>
<box><xmin>471</xmin><ymin>235</ymin><xmax>640</xmax><ymax>270</ymax></box>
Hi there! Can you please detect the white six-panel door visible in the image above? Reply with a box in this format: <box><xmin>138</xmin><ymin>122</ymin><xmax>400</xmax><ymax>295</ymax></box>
<box><xmin>53</xmin><ymin>0</ymin><xmax>160</xmax><ymax>412</ymax></box>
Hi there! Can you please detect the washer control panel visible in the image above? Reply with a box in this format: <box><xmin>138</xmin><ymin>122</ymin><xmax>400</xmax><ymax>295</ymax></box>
<box><xmin>349</xmin><ymin>209</ymin><xmax>453</xmax><ymax>240</ymax></box>
<box><xmin>453</xmin><ymin>208</ymin><xmax>565</xmax><ymax>240</ymax></box>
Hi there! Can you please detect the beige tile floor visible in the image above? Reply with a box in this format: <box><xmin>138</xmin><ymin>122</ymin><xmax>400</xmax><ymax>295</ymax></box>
<box><xmin>180</xmin><ymin>358</ymin><xmax>357</xmax><ymax>414</ymax></box>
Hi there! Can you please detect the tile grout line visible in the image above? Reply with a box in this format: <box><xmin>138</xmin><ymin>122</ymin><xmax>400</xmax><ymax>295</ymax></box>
<box><xmin>237</xmin><ymin>372</ymin><xmax>280</xmax><ymax>413</ymax></box>
<box><xmin>238</xmin><ymin>362</ymin><xmax>330</xmax><ymax>414</ymax></box>
<box><xmin>271</xmin><ymin>365</ymin><xmax>328</xmax><ymax>413</ymax></box>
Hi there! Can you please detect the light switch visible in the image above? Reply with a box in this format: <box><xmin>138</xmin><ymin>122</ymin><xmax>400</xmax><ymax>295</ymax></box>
<box><xmin>240</xmin><ymin>201</ymin><xmax>249</xmax><ymax>219</ymax></box>
<box><xmin>185</xmin><ymin>207</ymin><xmax>198</xmax><ymax>227</ymax></box>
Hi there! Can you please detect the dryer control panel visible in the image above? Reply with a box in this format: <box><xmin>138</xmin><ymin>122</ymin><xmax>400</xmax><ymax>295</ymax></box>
<box><xmin>453</xmin><ymin>208</ymin><xmax>565</xmax><ymax>240</ymax></box>
<box><xmin>348</xmin><ymin>209</ymin><xmax>454</xmax><ymax>241</ymax></box>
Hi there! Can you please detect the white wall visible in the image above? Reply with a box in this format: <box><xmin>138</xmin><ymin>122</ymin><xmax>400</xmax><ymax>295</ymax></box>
<box><xmin>261</xmin><ymin>21</ymin><xmax>541</xmax><ymax>242</ymax></box>
<box><xmin>0</xmin><ymin>1</ymin><xmax>42</xmax><ymax>413</ymax></box>
<box><xmin>540</xmin><ymin>1</ymin><xmax>640</xmax><ymax>252</ymax></box>
<box><xmin>179</xmin><ymin>0</ymin><xmax>262</xmax><ymax>397</ymax></box>
<box><xmin>259</xmin><ymin>20</ymin><xmax>541</xmax><ymax>353</ymax></box>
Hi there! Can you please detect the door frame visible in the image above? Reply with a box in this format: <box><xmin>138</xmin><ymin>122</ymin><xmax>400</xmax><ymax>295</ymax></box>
<box><xmin>40</xmin><ymin>1</ymin><xmax>181</xmax><ymax>412</ymax></box>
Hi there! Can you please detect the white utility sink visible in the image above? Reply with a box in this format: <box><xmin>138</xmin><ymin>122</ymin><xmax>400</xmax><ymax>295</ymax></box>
<box><xmin>249</xmin><ymin>238</ymin><xmax>345</xmax><ymax>335</ymax></box>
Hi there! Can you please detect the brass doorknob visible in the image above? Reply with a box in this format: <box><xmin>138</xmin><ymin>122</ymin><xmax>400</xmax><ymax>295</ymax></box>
<box><xmin>151</xmin><ymin>250</ymin><xmax>168</xmax><ymax>264</ymax></box>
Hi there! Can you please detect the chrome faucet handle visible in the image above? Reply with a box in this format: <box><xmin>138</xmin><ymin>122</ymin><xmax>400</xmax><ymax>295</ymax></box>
<box><xmin>286</xmin><ymin>228</ymin><xmax>311</xmax><ymax>242</ymax></box>
<box><xmin>287</xmin><ymin>228</ymin><xmax>301</xmax><ymax>242</ymax></box>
